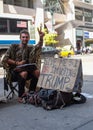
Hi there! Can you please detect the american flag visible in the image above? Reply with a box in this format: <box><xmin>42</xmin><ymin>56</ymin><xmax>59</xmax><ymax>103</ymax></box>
<box><xmin>17</xmin><ymin>21</ymin><xmax>27</xmax><ymax>28</ymax></box>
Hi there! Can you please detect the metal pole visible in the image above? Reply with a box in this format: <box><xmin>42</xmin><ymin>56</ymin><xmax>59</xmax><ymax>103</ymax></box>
<box><xmin>51</xmin><ymin>10</ymin><xmax>54</xmax><ymax>32</ymax></box>
<box><xmin>41</xmin><ymin>0</ymin><xmax>46</xmax><ymax>46</ymax></box>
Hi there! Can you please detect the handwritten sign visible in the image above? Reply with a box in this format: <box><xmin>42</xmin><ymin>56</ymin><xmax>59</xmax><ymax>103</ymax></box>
<box><xmin>37</xmin><ymin>57</ymin><xmax>83</xmax><ymax>92</ymax></box>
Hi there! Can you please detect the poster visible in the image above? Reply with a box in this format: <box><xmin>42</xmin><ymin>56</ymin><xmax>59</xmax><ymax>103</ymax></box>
<box><xmin>37</xmin><ymin>57</ymin><xmax>83</xmax><ymax>92</ymax></box>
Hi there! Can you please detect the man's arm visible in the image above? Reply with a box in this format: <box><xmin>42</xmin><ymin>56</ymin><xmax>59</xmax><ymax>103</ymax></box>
<box><xmin>36</xmin><ymin>26</ymin><xmax>45</xmax><ymax>48</ymax></box>
<box><xmin>7</xmin><ymin>59</ymin><xmax>26</xmax><ymax>66</ymax></box>
<box><xmin>2</xmin><ymin>44</ymin><xmax>26</xmax><ymax>67</ymax></box>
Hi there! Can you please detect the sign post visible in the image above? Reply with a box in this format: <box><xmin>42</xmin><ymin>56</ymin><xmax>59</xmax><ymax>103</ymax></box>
<box><xmin>35</xmin><ymin>8</ymin><xmax>44</xmax><ymax>44</ymax></box>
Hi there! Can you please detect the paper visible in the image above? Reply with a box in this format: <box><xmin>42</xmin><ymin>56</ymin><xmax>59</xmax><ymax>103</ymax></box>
<box><xmin>16</xmin><ymin>63</ymin><xmax>37</xmax><ymax>68</ymax></box>
<box><xmin>14</xmin><ymin>63</ymin><xmax>37</xmax><ymax>72</ymax></box>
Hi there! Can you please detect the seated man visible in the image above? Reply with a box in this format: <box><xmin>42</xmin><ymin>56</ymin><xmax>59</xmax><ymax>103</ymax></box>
<box><xmin>2</xmin><ymin>29</ymin><xmax>44</xmax><ymax>102</ymax></box>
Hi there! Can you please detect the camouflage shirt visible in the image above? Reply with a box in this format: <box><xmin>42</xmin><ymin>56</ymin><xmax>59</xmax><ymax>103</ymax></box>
<box><xmin>2</xmin><ymin>44</ymin><xmax>42</xmax><ymax>70</ymax></box>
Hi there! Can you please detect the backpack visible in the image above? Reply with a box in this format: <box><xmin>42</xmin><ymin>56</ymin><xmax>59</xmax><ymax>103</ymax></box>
<box><xmin>38</xmin><ymin>88</ymin><xmax>73</xmax><ymax>110</ymax></box>
<box><xmin>21</xmin><ymin>88</ymin><xmax>86</xmax><ymax>110</ymax></box>
<box><xmin>37</xmin><ymin>88</ymin><xmax>86</xmax><ymax>110</ymax></box>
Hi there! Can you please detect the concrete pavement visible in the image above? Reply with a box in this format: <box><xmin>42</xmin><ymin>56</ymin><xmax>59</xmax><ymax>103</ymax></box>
<box><xmin>0</xmin><ymin>54</ymin><xmax>93</xmax><ymax>130</ymax></box>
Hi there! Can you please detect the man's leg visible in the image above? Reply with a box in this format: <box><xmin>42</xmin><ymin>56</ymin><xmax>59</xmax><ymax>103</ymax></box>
<box><xmin>18</xmin><ymin>76</ymin><xmax>26</xmax><ymax>97</ymax></box>
<box><xmin>29</xmin><ymin>69</ymin><xmax>40</xmax><ymax>92</ymax></box>
<box><xmin>18</xmin><ymin>71</ymin><xmax>28</xmax><ymax>98</ymax></box>
<box><xmin>29</xmin><ymin>76</ymin><xmax>38</xmax><ymax>91</ymax></box>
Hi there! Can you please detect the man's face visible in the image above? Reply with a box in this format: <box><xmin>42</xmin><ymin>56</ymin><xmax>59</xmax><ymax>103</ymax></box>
<box><xmin>20</xmin><ymin>33</ymin><xmax>30</xmax><ymax>45</ymax></box>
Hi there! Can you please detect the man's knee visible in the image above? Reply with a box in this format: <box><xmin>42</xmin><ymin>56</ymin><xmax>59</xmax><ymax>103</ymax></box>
<box><xmin>19</xmin><ymin>71</ymin><xmax>28</xmax><ymax>79</ymax></box>
<box><xmin>33</xmin><ymin>69</ymin><xmax>40</xmax><ymax>78</ymax></box>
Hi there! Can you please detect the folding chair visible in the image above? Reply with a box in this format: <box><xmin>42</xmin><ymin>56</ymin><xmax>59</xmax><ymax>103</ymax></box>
<box><xmin>3</xmin><ymin>69</ymin><xmax>18</xmax><ymax>99</ymax></box>
<box><xmin>3</xmin><ymin>68</ymin><xmax>30</xmax><ymax>99</ymax></box>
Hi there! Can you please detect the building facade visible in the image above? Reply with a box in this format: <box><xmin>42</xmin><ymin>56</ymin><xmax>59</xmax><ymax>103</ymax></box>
<box><xmin>0</xmin><ymin>0</ymin><xmax>67</xmax><ymax>45</ymax></box>
<box><xmin>0</xmin><ymin>0</ymin><xmax>93</xmax><ymax>49</ymax></box>
<box><xmin>74</xmin><ymin>0</ymin><xmax>93</xmax><ymax>50</ymax></box>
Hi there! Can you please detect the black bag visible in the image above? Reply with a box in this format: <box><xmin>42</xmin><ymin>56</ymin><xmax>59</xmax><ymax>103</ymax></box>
<box><xmin>38</xmin><ymin>88</ymin><xmax>57</xmax><ymax>101</ymax></box>
<box><xmin>38</xmin><ymin>88</ymin><xmax>73</xmax><ymax>110</ymax></box>
<box><xmin>21</xmin><ymin>89</ymin><xmax>86</xmax><ymax>110</ymax></box>
<box><xmin>38</xmin><ymin>89</ymin><xmax>86</xmax><ymax>110</ymax></box>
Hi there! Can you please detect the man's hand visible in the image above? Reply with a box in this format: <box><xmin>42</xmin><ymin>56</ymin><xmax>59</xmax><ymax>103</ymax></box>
<box><xmin>37</xmin><ymin>24</ymin><xmax>45</xmax><ymax>42</ymax></box>
<box><xmin>16</xmin><ymin>60</ymin><xmax>26</xmax><ymax>66</ymax></box>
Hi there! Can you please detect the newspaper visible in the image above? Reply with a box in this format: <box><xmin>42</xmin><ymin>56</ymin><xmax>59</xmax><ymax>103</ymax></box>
<box><xmin>14</xmin><ymin>63</ymin><xmax>37</xmax><ymax>72</ymax></box>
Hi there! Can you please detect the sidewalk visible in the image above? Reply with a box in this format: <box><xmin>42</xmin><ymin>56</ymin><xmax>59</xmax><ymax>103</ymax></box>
<box><xmin>0</xmin><ymin>55</ymin><xmax>93</xmax><ymax>130</ymax></box>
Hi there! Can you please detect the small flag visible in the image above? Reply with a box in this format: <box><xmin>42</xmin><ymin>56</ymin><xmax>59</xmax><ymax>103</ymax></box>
<box><xmin>17</xmin><ymin>21</ymin><xmax>27</xmax><ymax>28</ymax></box>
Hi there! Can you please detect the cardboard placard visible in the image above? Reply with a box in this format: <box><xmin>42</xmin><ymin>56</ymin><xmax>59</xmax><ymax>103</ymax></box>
<box><xmin>37</xmin><ymin>57</ymin><xmax>83</xmax><ymax>92</ymax></box>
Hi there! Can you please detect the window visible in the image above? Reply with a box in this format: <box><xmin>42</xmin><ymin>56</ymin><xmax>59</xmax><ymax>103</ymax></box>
<box><xmin>84</xmin><ymin>9</ymin><xmax>92</xmax><ymax>22</ymax></box>
<box><xmin>84</xmin><ymin>0</ymin><xmax>91</xmax><ymax>3</ymax></box>
<box><xmin>4</xmin><ymin>0</ymin><xmax>14</xmax><ymax>5</ymax></box>
<box><xmin>75</xmin><ymin>8</ymin><xmax>83</xmax><ymax>21</ymax></box>
<box><xmin>0</xmin><ymin>19</ymin><xmax>7</xmax><ymax>33</ymax></box>
<box><xmin>84</xmin><ymin>9</ymin><xmax>92</xmax><ymax>17</ymax></box>
<box><xmin>4</xmin><ymin>0</ymin><xmax>33</xmax><ymax>8</ymax></box>
<box><xmin>28</xmin><ymin>0</ymin><xmax>33</xmax><ymax>8</ymax></box>
<box><xmin>85</xmin><ymin>17</ymin><xmax>92</xmax><ymax>22</ymax></box>
<box><xmin>0</xmin><ymin>18</ymin><xmax>28</xmax><ymax>34</ymax></box>
<box><xmin>4</xmin><ymin>0</ymin><xmax>22</xmax><ymax>5</ymax></box>
<box><xmin>14</xmin><ymin>0</ymin><xmax>22</xmax><ymax>6</ymax></box>
<box><xmin>10</xmin><ymin>19</ymin><xmax>28</xmax><ymax>33</ymax></box>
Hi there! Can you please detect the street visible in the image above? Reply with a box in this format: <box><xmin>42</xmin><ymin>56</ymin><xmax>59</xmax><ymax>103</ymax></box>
<box><xmin>0</xmin><ymin>54</ymin><xmax>93</xmax><ymax>130</ymax></box>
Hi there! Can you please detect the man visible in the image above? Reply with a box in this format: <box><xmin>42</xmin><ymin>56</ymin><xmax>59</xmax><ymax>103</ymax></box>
<box><xmin>2</xmin><ymin>29</ymin><xmax>44</xmax><ymax>102</ymax></box>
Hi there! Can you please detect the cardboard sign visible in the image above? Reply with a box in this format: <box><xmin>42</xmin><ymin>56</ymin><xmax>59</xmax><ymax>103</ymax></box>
<box><xmin>37</xmin><ymin>57</ymin><xmax>83</xmax><ymax>92</ymax></box>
